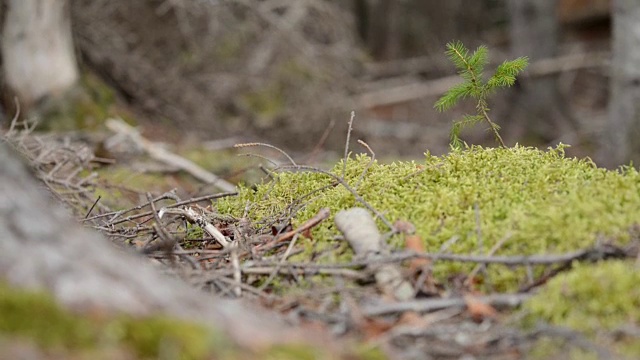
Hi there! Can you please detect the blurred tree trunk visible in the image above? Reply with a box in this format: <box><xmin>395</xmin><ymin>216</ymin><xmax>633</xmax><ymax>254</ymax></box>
<box><xmin>0</xmin><ymin>140</ymin><xmax>309</xmax><ymax>349</ymax></box>
<box><xmin>599</xmin><ymin>0</ymin><xmax>640</xmax><ymax>167</ymax></box>
<box><xmin>1</xmin><ymin>0</ymin><xmax>78</xmax><ymax>109</ymax></box>
<box><xmin>356</xmin><ymin>0</ymin><xmax>401</xmax><ymax>60</ymax></box>
<box><xmin>507</xmin><ymin>0</ymin><xmax>571</xmax><ymax>142</ymax></box>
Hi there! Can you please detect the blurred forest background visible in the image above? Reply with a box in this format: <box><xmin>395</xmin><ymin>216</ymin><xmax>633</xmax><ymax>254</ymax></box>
<box><xmin>1</xmin><ymin>0</ymin><xmax>638</xmax><ymax>167</ymax></box>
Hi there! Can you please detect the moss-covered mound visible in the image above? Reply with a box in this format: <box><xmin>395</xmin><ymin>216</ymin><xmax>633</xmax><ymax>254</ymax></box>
<box><xmin>523</xmin><ymin>260</ymin><xmax>640</xmax><ymax>358</ymax></box>
<box><xmin>525</xmin><ymin>261</ymin><xmax>640</xmax><ymax>332</ymax></box>
<box><xmin>218</xmin><ymin>145</ymin><xmax>640</xmax><ymax>290</ymax></box>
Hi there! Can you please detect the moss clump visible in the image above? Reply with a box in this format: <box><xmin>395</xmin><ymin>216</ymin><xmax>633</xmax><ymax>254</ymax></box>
<box><xmin>523</xmin><ymin>261</ymin><xmax>640</xmax><ymax>332</ymax></box>
<box><xmin>523</xmin><ymin>261</ymin><xmax>640</xmax><ymax>358</ymax></box>
<box><xmin>218</xmin><ymin>145</ymin><xmax>640</xmax><ymax>290</ymax></box>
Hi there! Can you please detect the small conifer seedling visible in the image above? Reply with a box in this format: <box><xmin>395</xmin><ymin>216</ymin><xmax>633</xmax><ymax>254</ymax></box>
<box><xmin>435</xmin><ymin>41</ymin><xmax>528</xmax><ymax>148</ymax></box>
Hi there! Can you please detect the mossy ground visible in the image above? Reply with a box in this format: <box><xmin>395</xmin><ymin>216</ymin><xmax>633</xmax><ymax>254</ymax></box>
<box><xmin>523</xmin><ymin>260</ymin><xmax>640</xmax><ymax>358</ymax></box>
<box><xmin>217</xmin><ymin>144</ymin><xmax>640</xmax><ymax>355</ymax></box>
<box><xmin>219</xmin><ymin>145</ymin><xmax>640</xmax><ymax>290</ymax></box>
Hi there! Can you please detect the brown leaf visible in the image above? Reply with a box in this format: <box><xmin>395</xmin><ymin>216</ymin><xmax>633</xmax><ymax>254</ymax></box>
<box><xmin>405</xmin><ymin>235</ymin><xmax>430</xmax><ymax>271</ymax></box>
<box><xmin>360</xmin><ymin>318</ymin><xmax>394</xmax><ymax>340</ymax></box>
<box><xmin>464</xmin><ymin>295</ymin><xmax>498</xmax><ymax>322</ymax></box>
<box><xmin>301</xmin><ymin>228</ymin><xmax>313</xmax><ymax>240</ymax></box>
<box><xmin>397</xmin><ymin>311</ymin><xmax>425</xmax><ymax>326</ymax></box>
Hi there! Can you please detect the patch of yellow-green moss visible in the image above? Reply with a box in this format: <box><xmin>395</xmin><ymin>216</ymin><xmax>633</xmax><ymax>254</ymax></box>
<box><xmin>217</xmin><ymin>145</ymin><xmax>640</xmax><ymax>291</ymax></box>
<box><xmin>522</xmin><ymin>261</ymin><xmax>640</xmax><ymax>358</ymax></box>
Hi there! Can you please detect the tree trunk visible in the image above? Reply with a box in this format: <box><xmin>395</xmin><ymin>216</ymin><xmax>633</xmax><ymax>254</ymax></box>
<box><xmin>0</xmin><ymin>141</ymin><xmax>309</xmax><ymax>349</ymax></box>
<box><xmin>599</xmin><ymin>0</ymin><xmax>640</xmax><ymax>167</ymax></box>
<box><xmin>507</xmin><ymin>0</ymin><xmax>570</xmax><ymax>142</ymax></box>
<box><xmin>1</xmin><ymin>0</ymin><xmax>78</xmax><ymax>108</ymax></box>
<box><xmin>363</xmin><ymin>0</ymin><xmax>401</xmax><ymax>60</ymax></box>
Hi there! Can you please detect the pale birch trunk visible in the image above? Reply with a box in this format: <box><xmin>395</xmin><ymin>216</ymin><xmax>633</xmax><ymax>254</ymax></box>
<box><xmin>2</xmin><ymin>0</ymin><xmax>79</xmax><ymax>107</ymax></box>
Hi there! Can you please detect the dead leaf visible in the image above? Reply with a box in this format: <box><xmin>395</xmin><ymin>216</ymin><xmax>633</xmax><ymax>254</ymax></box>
<box><xmin>405</xmin><ymin>235</ymin><xmax>430</xmax><ymax>271</ymax></box>
<box><xmin>397</xmin><ymin>311</ymin><xmax>424</xmax><ymax>326</ymax></box>
<box><xmin>464</xmin><ymin>295</ymin><xmax>498</xmax><ymax>321</ymax></box>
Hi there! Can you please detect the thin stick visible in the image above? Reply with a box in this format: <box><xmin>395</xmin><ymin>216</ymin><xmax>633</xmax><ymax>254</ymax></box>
<box><xmin>230</xmin><ymin>243</ymin><xmax>241</xmax><ymax>297</ymax></box>
<box><xmin>86</xmin><ymin>192</ymin><xmax>237</xmax><ymax>225</ymax></box>
<box><xmin>7</xmin><ymin>97</ymin><xmax>21</xmax><ymax>136</ymax></box>
<box><xmin>305</xmin><ymin>118</ymin><xmax>336</xmax><ymax>163</ymax></box>
<box><xmin>247</xmin><ymin>244</ymin><xmax>631</xmax><ymax>269</ymax></box>
<box><xmin>362</xmin><ymin>293</ymin><xmax>531</xmax><ymax>316</ymax></box>
<box><xmin>84</xmin><ymin>195</ymin><xmax>102</xmax><ymax>219</ymax></box>
<box><xmin>256</xmin><ymin>207</ymin><xmax>330</xmax><ymax>250</ymax></box>
<box><xmin>258</xmin><ymin>233</ymin><xmax>301</xmax><ymax>292</ymax></box>
<box><xmin>343</xmin><ymin>111</ymin><xmax>355</xmax><ymax>178</ymax></box>
<box><xmin>354</xmin><ymin>139</ymin><xmax>375</xmax><ymax>189</ymax></box>
<box><xmin>142</xmin><ymin>193</ymin><xmax>177</xmax><ymax>254</ymax></box>
<box><xmin>234</xmin><ymin>142</ymin><xmax>296</xmax><ymax>166</ymax></box>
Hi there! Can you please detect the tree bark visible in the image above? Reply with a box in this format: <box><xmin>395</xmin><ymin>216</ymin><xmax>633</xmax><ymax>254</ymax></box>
<box><xmin>1</xmin><ymin>0</ymin><xmax>78</xmax><ymax>107</ymax></box>
<box><xmin>599</xmin><ymin>0</ymin><xmax>640</xmax><ymax>167</ymax></box>
<box><xmin>0</xmin><ymin>141</ymin><xmax>308</xmax><ymax>348</ymax></box>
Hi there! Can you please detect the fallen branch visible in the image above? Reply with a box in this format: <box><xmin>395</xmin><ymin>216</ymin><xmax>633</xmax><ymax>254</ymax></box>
<box><xmin>256</xmin><ymin>207</ymin><xmax>331</xmax><ymax>251</ymax></box>
<box><xmin>159</xmin><ymin>206</ymin><xmax>232</xmax><ymax>249</ymax></box>
<box><xmin>106</xmin><ymin>118</ymin><xmax>236</xmax><ymax>192</ymax></box>
<box><xmin>356</xmin><ymin>51</ymin><xmax>610</xmax><ymax>109</ymax></box>
<box><xmin>84</xmin><ymin>192</ymin><xmax>237</xmax><ymax>225</ymax></box>
<box><xmin>362</xmin><ymin>293</ymin><xmax>531</xmax><ymax>316</ymax></box>
<box><xmin>247</xmin><ymin>243</ymin><xmax>633</xmax><ymax>269</ymax></box>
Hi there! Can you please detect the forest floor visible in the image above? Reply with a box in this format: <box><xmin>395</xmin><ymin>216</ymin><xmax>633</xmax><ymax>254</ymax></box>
<box><xmin>4</xmin><ymin>112</ymin><xmax>639</xmax><ymax>360</ymax></box>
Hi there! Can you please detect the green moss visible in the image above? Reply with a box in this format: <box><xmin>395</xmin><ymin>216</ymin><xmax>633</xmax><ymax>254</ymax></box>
<box><xmin>524</xmin><ymin>261</ymin><xmax>640</xmax><ymax>333</ymax></box>
<box><xmin>523</xmin><ymin>261</ymin><xmax>640</xmax><ymax>358</ymax></box>
<box><xmin>218</xmin><ymin>145</ymin><xmax>640</xmax><ymax>290</ymax></box>
<box><xmin>40</xmin><ymin>71</ymin><xmax>136</xmax><ymax>131</ymax></box>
